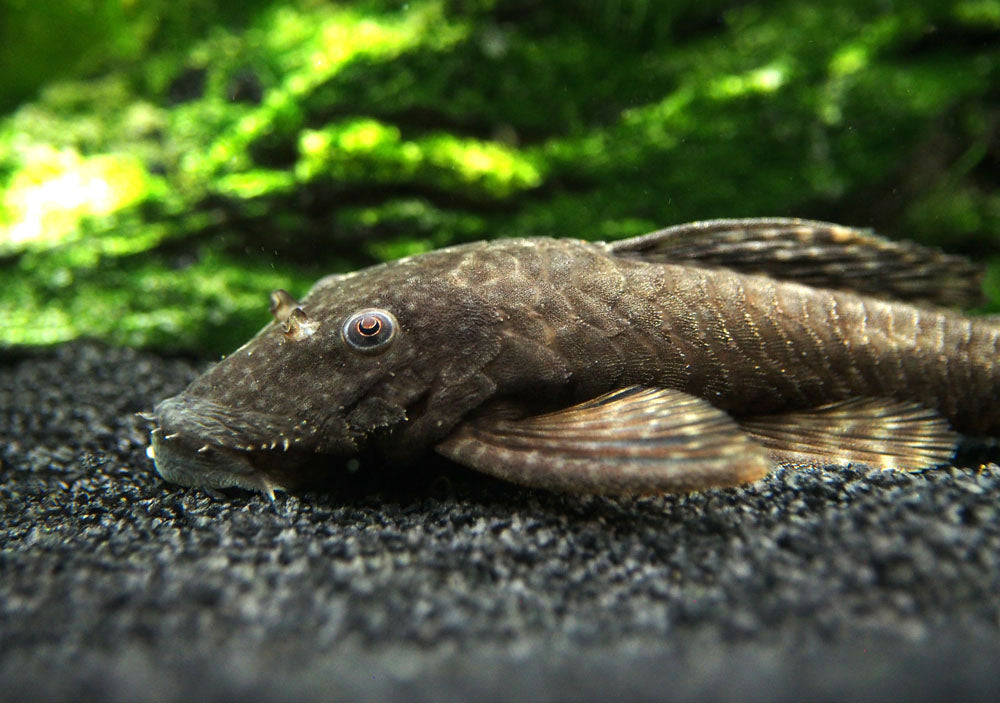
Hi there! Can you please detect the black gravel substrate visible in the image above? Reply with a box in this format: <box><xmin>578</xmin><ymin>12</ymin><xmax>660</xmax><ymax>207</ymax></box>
<box><xmin>2</xmin><ymin>342</ymin><xmax>999</xmax><ymax>702</ymax></box>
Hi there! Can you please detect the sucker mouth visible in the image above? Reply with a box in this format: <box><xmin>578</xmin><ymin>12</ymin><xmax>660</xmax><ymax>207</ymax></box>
<box><xmin>142</xmin><ymin>393</ymin><xmax>361</xmax><ymax>498</ymax></box>
<box><xmin>147</xmin><ymin>427</ymin><xmax>285</xmax><ymax>500</ymax></box>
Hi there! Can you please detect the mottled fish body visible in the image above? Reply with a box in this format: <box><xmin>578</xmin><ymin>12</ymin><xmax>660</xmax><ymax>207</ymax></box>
<box><xmin>148</xmin><ymin>219</ymin><xmax>998</xmax><ymax>497</ymax></box>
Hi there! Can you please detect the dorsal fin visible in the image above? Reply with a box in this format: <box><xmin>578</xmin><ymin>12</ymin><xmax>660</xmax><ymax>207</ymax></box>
<box><xmin>608</xmin><ymin>218</ymin><xmax>985</xmax><ymax>308</ymax></box>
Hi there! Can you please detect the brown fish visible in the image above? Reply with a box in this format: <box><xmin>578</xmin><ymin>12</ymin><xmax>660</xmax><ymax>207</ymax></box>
<box><xmin>146</xmin><ymin>218</ymin><xmax>998</xmax><ymax>498</ymax></box>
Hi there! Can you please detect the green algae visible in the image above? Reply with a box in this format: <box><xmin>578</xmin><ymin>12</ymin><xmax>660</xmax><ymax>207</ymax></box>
<box><xmin>1</xmin><ymin>0</ymin><xmax>998</xmax><ymax>352</ymax></box>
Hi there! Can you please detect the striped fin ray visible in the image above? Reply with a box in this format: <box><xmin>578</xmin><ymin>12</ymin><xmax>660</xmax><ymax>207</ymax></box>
<box><xmin>739</xmin><ymin>397</ymin><xmax>959</xmax><ymax>471</ymax></box>
<box><xmin>609</xmin><ymin>217</ymin><xmax>984</xmax><ymax>308</ymax></box>
<box><xmin>436</xmin><ymin>386</ymin><xmax>770</xmax><ymax>495</ymax></box>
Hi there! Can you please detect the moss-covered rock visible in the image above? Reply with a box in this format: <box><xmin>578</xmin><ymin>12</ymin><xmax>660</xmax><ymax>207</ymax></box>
<box><xmin>1</xmin><ymin>0</ymin><xmax>998</xmax><ymax>352</ymax></box>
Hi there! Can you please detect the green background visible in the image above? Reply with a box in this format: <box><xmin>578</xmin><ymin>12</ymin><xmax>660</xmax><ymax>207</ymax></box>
<box><xmin>2</xmin><ymin>0</ymin><xmax>998</xmax><ymax>353</ymax></box>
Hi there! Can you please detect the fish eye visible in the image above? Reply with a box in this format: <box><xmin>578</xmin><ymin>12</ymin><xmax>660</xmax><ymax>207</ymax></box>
<box><xmin>342</xmin><ymin>309</ymin><xmax>398</xmax><ymax>353</ymax></box>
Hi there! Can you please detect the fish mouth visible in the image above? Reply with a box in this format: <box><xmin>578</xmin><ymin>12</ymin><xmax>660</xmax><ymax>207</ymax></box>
<box><xmin>146</xmin><ymin>394</ymin><xmax>354</xmax><ymax>497</ymax></box>
<box><xmin>147</xmin><ymin>428</ymin><xmax>276</xmax><ymax>495</ymax></box>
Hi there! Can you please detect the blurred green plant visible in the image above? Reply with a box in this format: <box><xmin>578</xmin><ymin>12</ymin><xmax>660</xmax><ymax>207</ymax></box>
<box><xmin>1</xmin><ymin>0</ymin><xmax>998</xmax><ymax>352</ymax></box>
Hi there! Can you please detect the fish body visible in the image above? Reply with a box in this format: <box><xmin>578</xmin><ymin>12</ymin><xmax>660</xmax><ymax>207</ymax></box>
<box><xmin>148</xmin><ymin>218</ymin><xmax>998</xmax><ymax>497</ymax></box>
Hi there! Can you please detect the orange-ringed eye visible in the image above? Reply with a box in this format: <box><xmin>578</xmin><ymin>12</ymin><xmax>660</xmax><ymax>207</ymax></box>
<box><xmin>342</xmin><ymin>309</ymin><xmax>398</xmax><ymax>353</ymax></box>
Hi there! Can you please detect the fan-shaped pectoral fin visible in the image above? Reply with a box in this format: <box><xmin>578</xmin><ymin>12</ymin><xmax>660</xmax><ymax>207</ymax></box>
<box><xmin>436</xmin><ymin>386</ymin><xmax>771</xmax><ymax>495</ymax></box>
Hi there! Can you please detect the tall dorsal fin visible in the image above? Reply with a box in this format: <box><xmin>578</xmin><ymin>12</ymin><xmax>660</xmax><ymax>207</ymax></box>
<box><xmin>608</xmin><ymin>218</ymin><xmax>985</xmax><ymax>308</ymax></box>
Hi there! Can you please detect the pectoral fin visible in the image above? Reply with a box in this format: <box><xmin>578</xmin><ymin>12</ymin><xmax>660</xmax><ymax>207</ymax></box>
<box><xmin>436</xmin><ymin>386</ymin><xmax>770</xmax><ymax>495</ymax></box>
<box><xmin>610</xmin><ymin>218</ymin><xmax>984</xmax><ymax>308</ymax></box>
<box><xmin>740</xmin><ymin>397</ymin><xmax>958</xmax><ymax>471</ymax></box>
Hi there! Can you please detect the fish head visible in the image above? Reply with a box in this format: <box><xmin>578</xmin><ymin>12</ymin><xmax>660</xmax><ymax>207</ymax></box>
<box><xmin>148</xmin><ymin>245</ymin><xmax>506</xmax><ymax>494</ymax></box>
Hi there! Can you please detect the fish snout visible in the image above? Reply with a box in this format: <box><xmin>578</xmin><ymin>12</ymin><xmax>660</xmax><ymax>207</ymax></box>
<box><xmin>146</xmin><ymin>394</ymin><xmax>320</xmax><ymax>492</ymax></box>
<box><xmin>147</xmin><ymin>427</ymin><xmax>263</xmax><ymax>491</ymax></box>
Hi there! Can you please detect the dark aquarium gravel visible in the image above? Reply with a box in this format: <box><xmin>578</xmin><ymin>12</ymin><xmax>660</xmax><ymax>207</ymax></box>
<box><xmin>2</xmin><ymin>342</ymin><xmax>1000</xmax><ymax>702</ymax></box>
